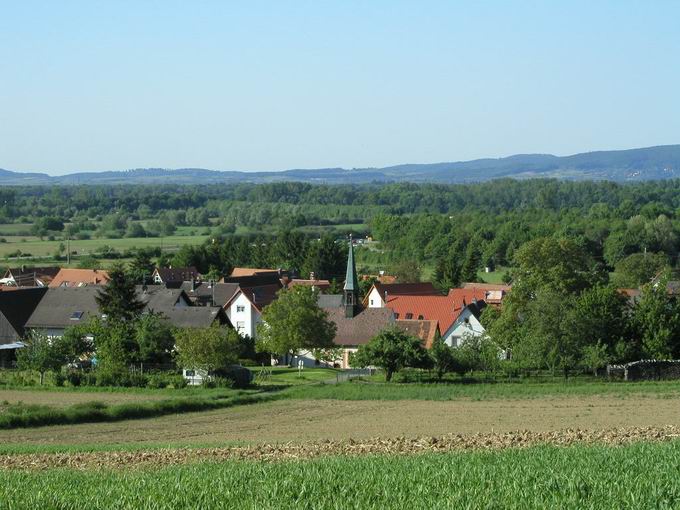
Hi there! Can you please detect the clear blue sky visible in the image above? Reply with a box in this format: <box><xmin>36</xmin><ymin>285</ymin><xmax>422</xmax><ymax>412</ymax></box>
<box><xmin>1</xmin><ymin>1</ymin><xmax>679</xmax><ymax>175</ymax></box>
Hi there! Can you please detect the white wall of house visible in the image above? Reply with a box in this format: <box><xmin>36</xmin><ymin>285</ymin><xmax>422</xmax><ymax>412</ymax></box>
<box><xmin>277</xmin><ymin>347</ymin><xmax>357</xmax><ymax>369</ymax></box>
<box><xmin>226</xmin><ymin>292</ymin><xmax>260</xmax><ymax>339</ymax></box>
<box><xmin>366</xmin><ymin>287</ymin><xmax>384</xmax><ymax>308</ymax></box>
<box><xmin>442</xmin><ymin>308</ymin><xmax>486</xmax><ymax>347</ymax></box>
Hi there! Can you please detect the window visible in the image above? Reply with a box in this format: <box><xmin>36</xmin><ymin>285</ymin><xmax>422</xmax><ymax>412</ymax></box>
<box><xmin>418</xmin><ymin>315</ymin><xmax>424</xmax><ymax>320</ymax></box>
<box><xmin>70</xmin><ymin>311</ymin><xmax>84</xmax><ymax>320</ymax></box>
<box><xmin>236</xmin><ymin>321</ymin><xmax>245</xmax><ymax>332</ymax></box>
<box><xmin>185</xmin><ymin>370</ymin><xmax>195</xmax><ymax>377</ymax></box>
<box><xmin>394</xmin><ymin>313</ymin><xmax>400</xmax><ymax>319</ymax></box>
<box><xmin>405</xmin><ymin>313</ymin><xmax>413</xmax><ymax>320</ymax></box>
<box><xmin>236</xmin><ymin>305</ymin><xmax>245</xmax><ymax>313</ymax></box>
<box><xmin>370</xmin><ymin>299</ymin><xmax>374</xmax><ymax>306</ymax></box>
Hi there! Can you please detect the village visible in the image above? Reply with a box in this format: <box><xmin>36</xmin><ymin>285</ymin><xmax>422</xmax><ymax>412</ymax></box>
<box><xmin>0</xmin><ymin>240</ymin><xmax>509</xmax><ymax>378</ymax></box>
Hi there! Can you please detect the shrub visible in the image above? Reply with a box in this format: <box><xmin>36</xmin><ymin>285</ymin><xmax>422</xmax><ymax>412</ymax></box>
<box><xmin>146</xmin><ymin>373</ymin><xmax>168</xmax><ymax>389</ymax></box>
<box><xmin>66</xmin><ymin>371</ymin><xmax>83</xmax><ymax>387</ymax></box>
<box><xmin>212</xmin><ymin>365</ymin><xmax>253</xmax><ymax>389</ymax></box>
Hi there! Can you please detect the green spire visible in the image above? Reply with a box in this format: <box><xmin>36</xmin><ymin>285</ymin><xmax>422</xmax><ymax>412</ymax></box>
<box><xmin>343</xmin><ymin>236</ymin><xmax>358</xmax><ymax>292</ymax></box>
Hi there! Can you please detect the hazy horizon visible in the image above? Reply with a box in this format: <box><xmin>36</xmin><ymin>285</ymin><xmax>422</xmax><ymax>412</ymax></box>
<box><xmin>2</xmin><ymin>1</ymin><xmax>680</xmax><ymax>176</ymax></box>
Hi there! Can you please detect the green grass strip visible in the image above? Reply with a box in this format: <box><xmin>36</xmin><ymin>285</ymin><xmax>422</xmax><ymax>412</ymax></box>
<box><xmin>0</xmin><ymin>392</ymin><xmax>278</xmax><ymax>430</ymax></box>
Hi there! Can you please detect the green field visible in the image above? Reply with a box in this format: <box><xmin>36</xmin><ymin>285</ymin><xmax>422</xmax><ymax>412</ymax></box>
<box><xmin>0</xmin><ymin>234</ymin><xmax>209</xmax><ymax>258</ymax></box>
<box><xmin>1</xmin><ymin>441</ymin><xmax>679</xmax><ymax>509</ymax></box>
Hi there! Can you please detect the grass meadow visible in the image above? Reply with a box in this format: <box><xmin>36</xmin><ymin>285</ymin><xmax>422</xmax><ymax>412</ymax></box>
<box><xmin>1</xmin><ymin>441</ymin><xmax>680</xmax><ymax>509</ymax></box>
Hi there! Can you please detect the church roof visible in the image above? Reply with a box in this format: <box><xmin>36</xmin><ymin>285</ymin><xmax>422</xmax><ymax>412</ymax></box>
<box><xmin>343</xmin><ymin>240</ymin><xmax>358</xmax><ymax>292</ymax></box>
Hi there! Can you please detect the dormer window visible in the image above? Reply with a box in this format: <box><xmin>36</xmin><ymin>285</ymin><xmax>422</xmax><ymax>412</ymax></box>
<box><xmin>70</xmin><ymin>311</ymin><xmax>84</xmax><ymax>321</ymax></box>
<box><xmin>405</xmin><ymin>313</ymin><xmax>413</xmax><ymax>320</ymax></box>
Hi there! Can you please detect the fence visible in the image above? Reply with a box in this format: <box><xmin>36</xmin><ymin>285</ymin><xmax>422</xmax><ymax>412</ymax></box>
<box><xmin>607</xmin><ymin>360</ymin><xmax>680</xmax><ymax>381</ymax></box>
<box><xmin>334</xmin><ymin>368</ymin><xmax>376</xmax><ymax>383</ymax></box>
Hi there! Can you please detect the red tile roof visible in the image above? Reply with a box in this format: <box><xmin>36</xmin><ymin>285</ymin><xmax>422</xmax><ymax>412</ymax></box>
<box><xmin>395</xmin><ymin>319</ymin><xmax>440</xmax><ymax>348</ymax></box>
<box><xmin>386</xmin><ymin>288</ymin><xmax>491</xmax><ymax>334</ymax></box>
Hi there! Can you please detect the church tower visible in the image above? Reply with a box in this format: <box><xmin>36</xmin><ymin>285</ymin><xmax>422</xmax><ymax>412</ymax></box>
<box><xmin>343</xmin><ymin>236</ymin><xmax>359</xmax><ymax>318</ymax></box>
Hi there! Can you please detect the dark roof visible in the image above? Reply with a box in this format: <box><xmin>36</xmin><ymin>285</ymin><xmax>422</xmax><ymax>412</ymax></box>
<box><xmin>25</xmin><ymin>287</ymin><xmax>102</xmax><ymax>329</ymax></box>
<box><xmin>327</xmin><ymin>307</ymin><xmax>394</xmax><ymax>346</ymax></box>
<box><xmin>159</xmin><ymin>307</ymin><xmax>227</xmax><ymax>328</ymax></box>
<box><xmin>373</xmin><ymin>282</ymin><xmax>439</xmax><ymax>297</ymax></box>
<box><xmin>318</xmin><ymin>294</ymin><xmax>344</xmax><ymax>309</ymax></box>
<box><xmin>241</xmin><ymin>284</ymin><xmax>281</xmax><ymax>310</ymax></box>
<box><xmin>0</xmin><ymin>288</ymin><xmax>47</xmax><ymax>343</ymax></box>
<box><xmin>4</xmin><ymin>266</ymin><xmax>60</xmax><ymax>287</ymax></box>
<box><xmin>467</xmin><ymin>300</ymin><xmax>488</xmax><ymax>320</ymax></box>
<box><xmin>154</xmin><ymin>267</ymin><xmax>200</xmax><ymax>283</ymax></box>
<box><xmin>179</xmin><ymin>282</ymin><xmax>240</xmax><ymax>307</ymax></box>
<box><xmin>222</xmin><ymin>273</ymin><xmax>284</xmax><ymax>288</ymax></box>
<box><xmin>26</xmin><ymin>285</ymin><xmax>188</xmax><ymax>330</ymax></box>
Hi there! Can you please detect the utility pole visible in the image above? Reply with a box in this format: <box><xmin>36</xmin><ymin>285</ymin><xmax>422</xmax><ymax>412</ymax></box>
<box><xmin>67</xmin><ymin>236</ymin><xmax>71</xmax><ymax>265</ymax></box>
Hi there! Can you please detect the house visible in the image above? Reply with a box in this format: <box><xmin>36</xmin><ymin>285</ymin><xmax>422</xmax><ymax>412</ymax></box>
<box><xmin>383</xmin><ymin>288</ymin><xmax>498</xmax><ymax>347</ymax></box>
<box><xmin>224</xmin><ymin>284</ymin><xmax>282</xmax><ymax>338</ymax></box>
<box><xmin>287</xmin><ymin>278</ymin><xmax>331</xmax><ymax>293</ymax></box>
<box><xmin>394</xmin><ymin>319</ymin><xmax>441</xmax><ymax>349</ymax></box>
<box><xmin>49</xmin><ymin>268</ymin><xmax>110</xmax><ymax>288</ymax></box>
<box><xmin>229</xmin><ymin>267</ymin><xmax>280</xmax><ymax>278</ymax></box>
<box><xmin>1</xmin><ymin>266</ymin><xmax>60</xmax><ymax>287</ymax></box>
<box><xmin>364</xmin><ymin>282</ymin><xmax>440</xmax><ymax>308</ymax></box>
<box><xmin>24</xmin><ymin>285</ymin><xmax>210</xmax><ymax>337</ymax></box>
<box><xmin>179</xmin><ymin>281</ymin><xmax>240</xmax><ymax>307</ymax></box>
<box><xmin>222</xmin><ymin>272</ymin><xmax>286</xmax><ymax>288</ymax></box>
<box><xmin>0</xmin><ymin>288</ymin><xmax>48</xmax><ymax>367</ymax></box>
<box><xmin>152</xmin><ymin>267</ymin><xmax>200</xmax><ymax>285</ymax></box>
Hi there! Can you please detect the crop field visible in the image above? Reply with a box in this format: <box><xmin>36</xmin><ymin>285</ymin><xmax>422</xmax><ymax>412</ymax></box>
<box><xmin>2</xmin><ymin>378</ymin><xmax>680</xmax><ymax>508</ymax></box>
<box><xmin>2</xmin><ymin>440</ymin><xmax>680</xmax><ymax>508</ymax></box>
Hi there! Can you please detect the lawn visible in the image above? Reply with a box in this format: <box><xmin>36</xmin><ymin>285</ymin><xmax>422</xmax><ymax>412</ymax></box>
<box><xmin>1</xmin><ymin>441</ymin><xmax>680</xmax><ymax>508</ymax></box>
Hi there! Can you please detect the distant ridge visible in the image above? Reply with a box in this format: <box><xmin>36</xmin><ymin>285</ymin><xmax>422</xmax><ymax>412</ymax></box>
<box><xmin>1</xmin><ymin>145</ymin><xmax>679</xmax><ymax>185</ymax></box>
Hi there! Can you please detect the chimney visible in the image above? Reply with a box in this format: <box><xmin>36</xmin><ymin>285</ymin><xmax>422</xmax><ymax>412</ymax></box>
<box><xmin>384</xmin><ymin>291</ymin><xmax>388</xmax><ymax>306</ymax></box>
<box><xmin>191</xmin><ymin>277</ymin><xmax>196</xmax><ymax>292</ymax></box>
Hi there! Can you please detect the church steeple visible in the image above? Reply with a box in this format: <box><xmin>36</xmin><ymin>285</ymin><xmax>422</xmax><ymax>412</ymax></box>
<box><xmin>343</xmin><ymin>235</ymin><xmax>359</xmax><ymax>318</ymax></box>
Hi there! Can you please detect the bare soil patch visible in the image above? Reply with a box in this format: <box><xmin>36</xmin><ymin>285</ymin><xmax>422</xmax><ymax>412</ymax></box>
<box><xmin>1</xmin><ymin>395</ymin><xmax>680</xmax><ymax>447</ymax></box>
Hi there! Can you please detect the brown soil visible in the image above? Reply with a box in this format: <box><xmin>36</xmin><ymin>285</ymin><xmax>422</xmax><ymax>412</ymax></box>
<box><xmin>2</xmin><ymin>426</ymin><xmax>679</xmax><ymax>470</ymax></box>
<box><xmin>2</xmin><ymin>396</ymin><xmax>680</xmax><ymax>447</ymax></box>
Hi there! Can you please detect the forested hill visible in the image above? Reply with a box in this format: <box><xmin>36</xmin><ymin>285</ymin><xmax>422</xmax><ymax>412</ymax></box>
<box><xmin>1</xmin><ymin>145</ymin><xmax>679</xmax><ymax>185</ymax></box>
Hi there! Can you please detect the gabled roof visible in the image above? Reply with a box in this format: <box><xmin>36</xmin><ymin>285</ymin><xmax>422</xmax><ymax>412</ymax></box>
<box><xmin>288</xmin><ymin>279</ymin><xmax>331</xmax><ymax>291</ymax></box>
<box><xmin>3</xmin><ymin>266</ymin><xmax>60</xmax><ymax>287</ymax></box>
<box><xmin>49</xmin><ymin>269</ymin><xmax>110</xmax><ymax>288</ymax></box>
<box><xmin>241</xmin><ymin>284</ymin><xmax>281</xmax><ymax>311</ymax></box>
<box><xmin>153</xmin><ymin>267</ymin><xmax>200</xmax><ymax>283</ymax></box>
<box><xmin>385</xmin><ymin>288</ymin><xmax>490</xmax><ymax>334</ymax></box>
<box><xmin>158</xmin><ymin>307</ymin><xmax>227</xmax><ymax>328</ymax></box>
<box><xmin>179</xmin><ymin>282</ymin><xmax>240</xmax><ymax>307</ymax></box>
<box><xmin>222</xmin><ymin>273</ymin><xmax>285</xmax><ymax>288</ymax></box>
<box><xmin>327</xmin><ymin>307</ymin><xmax>395</xmax><ymax>346</ymax></box>
<box><xmin>0</xmin><ymin>288</ymin><xmax>47</xmax><ymax>343</ymax></box>
<box><xmin>230</xmin><ymin>267</ymin><xmax>280</xmax><ymax>277</ymax></box>
<box><xmin>363</xmin><ymin>282</ymin><xmax>440</xmax><ymax>306</ymax></box>
<box><xmin>26</xmin><ymin>285</ymin><xmax>188</xmax><ymax>330</ymax></box>
<box><xmin>26</xmin><ymin>287</ymin><xmax>102</xmax><ymax>329</ymax></box>
<box><xmin>394</xmin><ymin>319</ymin><xmax>440</xmax><ymax>348</ymax></box>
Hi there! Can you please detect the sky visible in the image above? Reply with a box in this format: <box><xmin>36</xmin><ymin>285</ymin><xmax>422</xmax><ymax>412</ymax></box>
<box><xmin>1</xmin><ymin>1</ymin><xmax>679</xmax><ymax>175</ymax></box>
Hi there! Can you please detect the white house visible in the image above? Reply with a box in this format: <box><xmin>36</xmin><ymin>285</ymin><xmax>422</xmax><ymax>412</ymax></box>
<box><xmin>223</xmin><ymin>284</ymin><xmax>281</xmax><ymax>339</ymax></box>
<box><xmin>225</xmin><ymin>290</ymin><xmax>261</xmax><ymax>338</ymax></box>
<box><xmin>443</xmin><ymin>303</ymin><xmax>487</xmax><ymax>347</ymax></box>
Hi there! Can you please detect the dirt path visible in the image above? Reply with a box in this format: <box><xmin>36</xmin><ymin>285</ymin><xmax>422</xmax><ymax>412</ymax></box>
<box><xmin>2</xmin><ymin>426</ymin><xmax>679</xmax><ymax>470</ymax></box>
<box><xmin>2</xmin><ymin>395</ymin><xmax>680</xmax><ymax>447</ymax></box>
